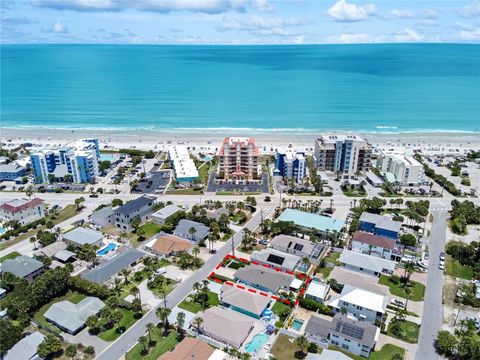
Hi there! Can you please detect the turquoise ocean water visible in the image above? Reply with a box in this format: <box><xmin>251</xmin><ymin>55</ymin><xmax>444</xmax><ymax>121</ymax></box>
<box><xmin>1</xmin><ymin>44</ymin><xmax>479</xmax><ymax>134</ymax></box>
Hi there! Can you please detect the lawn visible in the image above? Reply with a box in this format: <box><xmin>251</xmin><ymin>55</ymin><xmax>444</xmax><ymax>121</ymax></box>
<box><xmin>33</xmin><ymin>291</ymin><xmax>86</xmax><ymax>334</ymax></box>
<box><xmin>379</xmin><ymin>275</ymin><xmax>425</xmax><ymax>301</ymax></box>
<box><xmin>97</xmin><ymin>308</ymin><xmax>138</xmax><ymax>342</ymax></box>
<box><xmin>445</xmin><ymin>255</ymin><xmax>473</xmax><ymax>280</ymax></box>
<box><xmin>126</xmin><ymin>328</ymin><xmax>178</xmax><ymax>360</ymax></box>
<box><xmin>316</xmin><ymin>266</ymin><xmax>334</xmax><ymax>279</ymax></box>
<box><xmin>198</xmin><ymin>162</ymin><xmax>211</xmax><ymax>184</ymax></box>
<box><xmin>53</xmin><ymin>204</ymin><xmax>79</xmax><ymax>224</ymax></box>
<box><xmin>270</xmin><ymin>333</ymin><xmax>303</xmax><ymax>360</ymax></box>
<box><xmin>387</xmin><ymin>320</ymin><xmax>420</xmax><ymax>344</ymax></box>
<box><xmin>328</xmin><ymin>344</ymin><xmax>405</xmax><ymax>360</ymax></box>
<box><xmin>178</xmin><ymin>291</ymin><xmax>220</xmax><ymax>314</ymax></box>
<box><xmin>139</xmin><ymin>222</ymin><xmax>162</xmax><ymax>238</ymax></box>
<box><xmin>272</xmin><ymin>301</ymin><xmax>292</xmax><ymax>327</ymax></box>
<box><xmin>0</xmin><ymin>251</ymin><xmax>21</xmax><ymax>263</ymax></box>
<box><xmin>342</xmin><ymin>188</ymin><xmax>367</xmax><ymax>197</ymax></box>
<box><xmin>323</xmin><ymin>252</ymin><xmax>340</xmax><ymax>264</ymax></box>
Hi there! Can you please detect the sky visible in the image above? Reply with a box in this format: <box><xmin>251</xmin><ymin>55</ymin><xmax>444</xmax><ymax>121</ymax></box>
<box><xmin>1</xmin><ymin>0</ymin><xmax>479</xmax><ymax>44</ymax></box>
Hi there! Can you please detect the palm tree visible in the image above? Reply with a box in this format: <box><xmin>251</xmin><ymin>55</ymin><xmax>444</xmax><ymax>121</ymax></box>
<box><xmin>176</xmin><ymin>311</ymin><xmax>186</xmax><ymax>337</ymax></box>
<box><xmin>192</xmin><ymin>246</ymin><xmax>200</xmax><ymax>258</ymax></box>
<box><xmin>25</xmin><ymin>185</ymin><xmax>33</xmax><ymax>199</ymax></box>
<box><xmin>29</xmin><ymin>236</ymin><xmax>37</xmax><ymax>250</ymax></box>
<box><xmin>295</xmin><ymin>335</ymin><xmax>309</xmax><ymax>355</ymax></box>
<box><xmin>138</xmin><ymin>335</ymin><xmax>149</xmax><ymax>354</ymax></box>
<box><xmin>156</xmin><ymin>307</ymin><xmax>172</xmax><ymax>336</ymax></box>
<box><xmin>403</xmin><ymin>262</ymin><xmax>415</xmax><ymax>283</ymax></box>
<box><xmin>301</xmin><ymin>257</ymin><xmax>310</xmax><ymax>273</ymax></box>
<box><xmin>192</xmin><ymin>316</ymin><xmax>203</xmax><ymax>335</ymax></box>
<box><xmin>145</xmin><ymin>323</ymin><xmax>154</xmax><ymax>344</ymax></box>
<box><xmin>188</xmin><ymin>226</ymin><xmax>197</xmax><ymax>241</ymax></box>
<box><xmin>121</xmin><ymin>268</ymin><xmax>131</xmax><ymax>285</ymax></box>
<box><xmin>113</xmin><ymin>277</ymin><xmax>122</xmax><ymax>294</ymax></box>
<box><xmin>130</xmin><ymin>285</ymin><xmax>141</xmax><ymax>303</ymax></box>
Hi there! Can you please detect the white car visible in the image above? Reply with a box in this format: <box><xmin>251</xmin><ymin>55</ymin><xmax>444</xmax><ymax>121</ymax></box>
<box><xmin>439</xmin><ymin>262</ymin><xmax>445</xmax><ymax>270</ymax></box>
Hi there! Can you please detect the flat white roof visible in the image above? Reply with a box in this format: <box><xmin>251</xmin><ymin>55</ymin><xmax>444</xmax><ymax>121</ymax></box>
<box><xmin>306</xmin><ymin>281</ymin><xmax>330</xmax><ymax>300</ymax></box>
<box><xmin>329</xmin><ymin>284</ymin><xmax>388</xmax><ymax>314</ymax></box>
<box><xmin>168</xmin><ymin>145</ymin><xmax>198</xmax><ymax>179</ymax></box>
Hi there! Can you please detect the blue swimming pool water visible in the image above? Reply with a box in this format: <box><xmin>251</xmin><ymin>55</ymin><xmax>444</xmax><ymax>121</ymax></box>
<box><xmin>203</xmin><ymin>156</ymin><xmax>213</xmax><ymax>162</ymax></box>
<box><xmin>291</xmin><ymin>318</ymin><xmax>304</xmax><ymax>331</ymax></box>
<box><xmin>97</xmin><ymin>243</ymin><xmax>117</xmax><ymax>256</ymax></box>
<box><xmin>0</xmin><ymin>228</ymin><xmax>5</xmax><ymax>235</ymax></box>
<box><xmin>100</xmin><ymin>154</ymin><xmax>116</xmax><ymax>162</ymax></box>
<box><xmin>245</xmin><ymin>333</ymin><xmax>269</xmax><ymax>353</ymax></box>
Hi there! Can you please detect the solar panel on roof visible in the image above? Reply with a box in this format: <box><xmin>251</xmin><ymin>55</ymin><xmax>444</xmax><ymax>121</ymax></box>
<box><xmin>266</xmin><ymin>254</ymin><xmax>285</xmax><ymax>266</ymax></box>
<box><xmin>293</xmin><ymin>243</ymin><xmax>304</xmax><ymax>251</ymax></box>
<box><xmin>336</xmin><ymin>322</ymin><xmax>365</xmax><ymax>340</ymax></box>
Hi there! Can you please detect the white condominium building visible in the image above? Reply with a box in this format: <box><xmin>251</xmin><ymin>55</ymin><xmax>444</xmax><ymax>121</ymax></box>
<box><xmin>314</xmin><ymin>135</ymin><xmax>372</xmax><ymax>177</ymax></box>
<box><xmin>376</xmin><ymin>152</ymin><xmax>424</xmax><ymax>186</ymax></box>
<box><xmin>167</xmin><ymin>146</ymin><xmax>199</xmax><ymax>184</ymax></box>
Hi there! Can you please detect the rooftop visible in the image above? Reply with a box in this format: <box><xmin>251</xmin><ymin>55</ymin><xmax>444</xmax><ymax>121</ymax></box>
<box><xmin>158</xmin><ymin>337</ymin><xmax>215</xmax><ymax>360</ymax></box>
<box><xmin>251</xmin><ymin>248</ymin><xmax>301</xmax><ymax>271</ymax></box>
<box><xmin>54</xmin><ymin>249</ymin><xmax>76</xmax><ymax>262</ymax></box>
<box><xmin>328</xmin><ymin>284</ymin><xmax>388</xmax><ymax>314</ymax></box>
<box><xmin>330</xmin><ymin>314</ymin><xmax>379</xmax><ymax>348</ymax></box>
<box><xmin>220</xmin><ymin>283</ymin><xmax>271</xmax><ymax>316</ymax></box>
<box><xmin>305</xmin><ymin>280</ymin><xmax>330</xmax><ymax>300</ymax></box>
<box><xmin>277</xmin><ymin>209</ymin><xmax>344</xmax><ymax>233</ymax></box>
<box><xmin>152</xmin><ymin>204</ymin><xmax>183</xmax><ymax>219</ymax></box>
<box><xmin>2</xmin><ymin>255</ymin><xmax>43</xmax><ymax>278</ymax></box>
<box><xmin>270</xmin><ymin>234</ymin><xmax>323</xmax><ymax>258</ymax></box>
<box><xmin>234</xmin><ymin>264</ymin><xmax>295</xmax><ymax>293</ymax></box>
<box><xmin>305</xmin><ymin>314</ymin><xmax>331</xmax><ymax>339</ymax></box>
<box><xmin>36</xmin><ymin>240</ymin><xmax>67</xmax><ymax>258</ymax></box>
<box><xmin>4</xmin><ymin>331</ymin><xmax>45</xmax><ymax>360</ymax></box>
<box><xmin>0</xmin><ymin>162</ymin><xmax>26</xmax><ymax>173</ymax></box>
<box><xmin>63</xmin><ymin>227</ymin><xmax>103</xmax><ymax>246</ymax></box>
<box><xmin>92</xmin><ymin>206</ymin><xmax>114</xmax><ymax>218</ymax></box>
<box><xmin>0</xmin><ymin>197</ymin><xmax>44</xmax><ymax>213</ymax></box>
<box><xmin>339</xmin><ymin>250</ymin><xmax>396</xmax><ymax>274</ymax></box>
<box><xmin>44</xmin><ymin>297</ymin><xmax>105</xmax><ymax>333</ymax></box>
<box><xmin>146</xmin><ymin>233</ymin><xmax>193</xmax><ymax>255</ymax></box>
<box><xmin>115</xmin><ymin>196</ymin><xmax>155</xmax><ymax>215</ymax></box>
<box><xmin>174</xmin><ymin>219</ymin><xmax>210</xmax><ymax>240</ymax></box>
<box><xmin>82</xmin><ymin>248</ymin><xmax>143</xmax><ymax>283</ymax></box>
<box><xmin>327</xmin><ymin>267</ymin><xmax>390</xmax><ymax>296</ymax></box>
<box><xmin>359</xmin><ymin>212</ymin><xmax>402</xmax><ymax>233</ymax></box>
<box><xmin>352</xmin><ymin>231</ymin><xmax>396</xmax><ymax>250</ymax></box>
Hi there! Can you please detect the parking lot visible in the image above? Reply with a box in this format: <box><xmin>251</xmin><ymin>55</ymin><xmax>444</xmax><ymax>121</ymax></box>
<box><xmin>134</xmin><ymin>169</ymin><xmax>171</xmax><ymax>194</ymax></box>
<box><xmin>206</xmin><ymin>171</ymin><xmax>269</xmax><ymax>193</ymax></box>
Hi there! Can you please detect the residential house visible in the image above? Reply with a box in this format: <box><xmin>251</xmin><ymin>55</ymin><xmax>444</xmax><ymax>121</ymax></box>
<box><xmin>359</xmin><ymin>213</ymin><xmax>402</xmax><ymax>240</ymax></box>
<box><xmin>305</xmin><ymin>314</ymin><xmax>379</xmax><ymax>358</ymax></box>
<box><xmin>54</xmin><ymin>250</ymin><xmax>76</xmax><ymax>263</ymax></box>
<box><xmin>277</xmin><ymin>209</ymin><xmax>345</xmax><ymax>236</ymax></box>
<box><xmin>0</xmin><ymin>162</ymin><xmax>26</xmax><ymax>181</ymax></box>
<box><xmin>250</xmin><ymin>248</ymin><xmax>301</xmax><ymax>272</ymax></box>
<box><xmin>305</xmin><ymin>279</ymin><xmax>330</xmax><ymax>304</ymax></box>
<box><xmin>327</xmin><ymin>267</ymin><xmax>390</xmax><ymax>296</ymax></box>
<box><xmin>0</xmin><ymin>198</ymin><xmax>45</xmax><ymax>226</ymax></box>
<box><xmin>191</xmin><ymin>307</ymin><xmax>256</xmax><ymax>348</ymax></box>
<box><xmin>91</xmin><ymin>206</ymin><xmax>114</xmax><ymax>228</ymax></box>
<box><xmin>328</xmin><ymin>284</ymin><xmax>388</xmax><ymax>324</ymax></box>
<box><xmin>270</xmin><ymin>234</ymin><xmax>325</xmax><ymax>262</ymax></box>
<box><xmin>158</xmin><ymin>337</ymin><xmax>216</xmax><ymax>360</ymax></box>
<box><xmin>151</xmin><ymin>204</ymin><xmax>183</xmax><ymax>225</ymax></box>
<box><xmin>4</xmin><ymin>331</ymin><xmax>45</xmax><ymax>360</ymax></box>
<box><xmin>44</xmin><ymin>297</ymin><xmax>105</xmax><ymax>334</ymax></box>
<box><xmin>205</xmin><ymin>207</ymin><xmax>229</xmax><ymax>221</ymax></box>
<box><xmin>339</xmin><ymin>250</ymin><xmax>396</xmax><ymax>277</ymax></box>
<box><xmin>2</xmin><ymin>255</ymin><xmax>44</xmax><ymax>282</ymax></box>
<box><xmin>82</xmin><ymin>248</ymin><xmax>144</xmax><ymax>283</ymax></box>
<box><xmin>35</xmin><ymin>241</ymin><xmax>67</xmax><ymax>258</ymax></box>
<box><xmin>219</xmin><ymin>283</ymin><xmax>271</xmax><ymax>319</ymax></box>
<box><xmin>145</xmin><ymin>233</ymin><xmax>194</xmax><ymax>257</ymax></box>
<box><xmin>174</xmin><ymin>219</ymin><xmax>210</xmax><ymax>242</ymax></box>
<box><xmin>63</xmin><ymin>227</ymin><xmax>104</xmax><ymax>247</ymax></box>
<box><xmin>350</xmin><ymin>231</ymin><xmax>401</xmax><ymax>261</ymax></box>
<box><xmin>233</xmin><ymin>264</ymin><xmax>295</xmax><ymax>294</ymax></box>
<box><xmin>114</xmin><ymin>195</ymin><xmax>156</xmax><ymax>231</ymax></box>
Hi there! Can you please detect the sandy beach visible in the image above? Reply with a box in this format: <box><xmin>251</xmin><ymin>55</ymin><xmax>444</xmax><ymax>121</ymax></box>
<box><xmin>2</xmin><ymin>127</ymin><xmax>480</xmax><ymax>154</ymax></box>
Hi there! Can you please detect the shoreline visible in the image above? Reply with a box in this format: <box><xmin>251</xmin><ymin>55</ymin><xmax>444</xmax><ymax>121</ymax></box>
<box><xmin>2</xmin><ymin>127</ymin><xmax>480</xmax><ymax>151</ymax></box>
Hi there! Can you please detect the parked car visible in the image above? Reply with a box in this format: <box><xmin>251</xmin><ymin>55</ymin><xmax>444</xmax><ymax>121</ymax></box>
<box><xmin>390</xmin><ymin>299</ymin><xmax>405</xmax><ymax>308</ymax></box>
<box><xmin>439</xmin><ymin>252</ymin><xmax>446</xmax><ymax>261</ymax></box>
<box><xmin>439</xmin><ymin>262</ymin><xmax>445</xmax><ymax>270</ymax></box>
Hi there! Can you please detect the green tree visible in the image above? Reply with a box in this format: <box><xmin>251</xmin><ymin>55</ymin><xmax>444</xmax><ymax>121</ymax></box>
<box><xmin>111</xmin><ymin>198</ymin><xmax>123</xmax><ymax>207</ymax></box>
<box><xmin>74</xmin><ymin>197</ymin><xmax>85</xmax><ymax>210</ymax></box>
<box><xmin>146</xmin><ymin>322</ymin><xmax>154</xmax><ymax>344</ymax></box>
<box><xmin>295</xmin><ymin>335</ymin><xmax>309</xmax><ymax>355</ymax></box>
<box><xmin>156</xmin><ymin>307</ymin><xmax>172</xmax><ymax>336</ymax></box>
<box><xmin>65</xmin><ymin>343</ymin><xmax>78</xmax><ymax>360</ymax></box>
<box><xmin>192</xmin><ymin>246</ymin><xmax>200</xmax><ymax>258</ymax></box>
<box><xmin>131</xmin><ymin>216</ymin><xmax>141</xmax><ymax>232</ymax></box>
<box><xmin>138</xmin><ymin>335</ymin><xmax>149</xmax><ymax>355</ymax></box>
<box><xmin>84</xmin><ymin>345</ymin><xmax>95</xmax><ymax>356</ymax></box>
<box><xmin>37</xmin><ymin>335</ymin><xmax>62</xmax><ymax>359</ymax></box>
<box><xmin>188</xmin><ymin>226</ymin><xmax>197</xmax><ymax>241</ymax></box>
<box><xmin>436</xmin><ymin>330</ymin><xmax>457</xmax><ymax>357</ymax></box>
<box><xmin>192</xmin><ymin>316</ymin><xmax>203</xmax><ymax>335</ymax></box>
<box><xmin>400</xmin><ymin>234</ymin><xmax>417</xmax><ymax>247</ymax></box>
<box><xmin>176</xmin><ymin>311</ymin><xmax>186</xmax><ymax>338</ymax></box>
<box><xmin>25</xmin><ymin>185</ymin><xmax>34</xmax><ymax>199</ymax></box>
<box><xmin>0</xmin><ymin>319</ymin><xmax>23</xmax><ymax>357</ymax></box>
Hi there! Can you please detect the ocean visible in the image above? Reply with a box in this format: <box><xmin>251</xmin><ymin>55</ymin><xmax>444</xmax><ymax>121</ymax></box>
<box><xmin>1</xmin><ymin>43</ymin><xmax>479</xmax><ymax>134</ymax></box>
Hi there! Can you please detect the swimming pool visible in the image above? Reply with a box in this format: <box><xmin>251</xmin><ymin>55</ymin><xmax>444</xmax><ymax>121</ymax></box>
<box><xmin>100</xmin><ymin>153</ymin><xmax>116</xmax><ymax>162</ymax></box>
<box><xmin>245</xmin><ymin>333</ymin><xmax>269</xmax><ymax>353</ymax></box>
<box><xmin>203</xmin><ymin>156</ymin><xmax>213</xmax><ymax>162</ymax></box>
<box><xmin>291</xmin><ymin>318</ymin><xmax>304</xmax><ymax>331</ymax></box>
<box><xmin>0</xmin><ymin>228</ymin><xmax>5</xmax><ymax>235</ymax></box>
<box><xmin>97</xmin><ymin>243</ymin><xmax>117</xmax><ymax>256</ymax></box>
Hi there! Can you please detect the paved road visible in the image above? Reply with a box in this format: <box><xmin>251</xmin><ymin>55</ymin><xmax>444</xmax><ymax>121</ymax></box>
<box><xmin>95</xmin><ymin>208</ymin><xmax>272</xmax><ymax>360</ymax></box>
<box><xmin>415</xmin><ymin>210</ymin><xmax>448</xmax><ymax>360</ymax></box>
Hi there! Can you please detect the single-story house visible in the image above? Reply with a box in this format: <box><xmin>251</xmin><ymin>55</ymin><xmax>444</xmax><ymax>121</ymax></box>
<box><xmin>4</xmin><ymin>331</ymin><xmax>45</xmax><ymax>360</ymax></box>
<box><xmin>277</xmin><ymin>208</ymin><xmax>345</xmax><ymax>235</ymax></box>
<box><xmin>192</xmin><ymin>307</ymin><xmax>256</xmax><ymax>349</ymax></box>
<box><xmin>145</xmin><ymin>233</ymin><xmax>193</xmax><ymax>257</ymax></box>
<box><xmin>339</xmin><ymin>250</ymin><xmax>396</xmax><ymax>277</ymax></box>
<box><xmin>250</xmin><ymin>248</ymin><xmax>301</xmax><ymax>272</ymax></box>
<box><xmin>366</xmin><ymin>172</ymin><xmax>384</xmax><ymax>188</ymax></box>
<box><xmin>158</xmin><ymin>337</ymin><xmax>216</xmax><ymax>360</ymax></box>
<box><xmin>359</xmin><ymin>212</ymin><xmax>402</xmax><ymax>240</ymax></box>
<box><xmin>151</xmin><ymin>204</ymin><xmax>183</xmax><ymax>225</ymax></box>
<box><xmin>35</xmin><ymin>241</ymin><xmax>67</xmax><ymax>258</ymax></box>
<box><xmin>174</xmin><ymin>219</ymin><xmax>210</xmax><ymax>242</ymax></box>
<box><xmin>2</xmin><ymin>256</ymin><xmax>44</xmax><ymax>282</ymax></box>
<box><xmin>44</xmin><ymin>297</ymin><xmax>105</xmax><ymax>334</ymax></box>
<box><xmin>305</xmin><ymin>280</ymin><xmax>330</xmax><ymax>304</ymax></box>
<box><xmin>91</xmin><ymin>206</ymin><xmax>114</xmax><ymax>228</ymax></box>
<box><xmin>53</xmin><ymin>249</ymin><xmax>76</xmax><ymax>263</ymax></box>
<box><xmin>205</xmin><ymin>207</ymin><xmax>229</xmax><ymax>221</ymax></box>
<box><xmin>233</xmin><ymin>264</ymin><xmax>295</xmax><ymax>294</ymax></box>
<box><xmin>327</xmin><ymin>284</ymin><xmax>388</xmax><ymax>324</ymax></box>
<box><xmin>63</xmin><ymin>227</ymin><xmax>104</xmax><ymax>248</ymax></box>
<box><xmin>270</xmin><ymin>234</ymin><xmax>325</xmax><ymax>261</ymax></box>
<box><xmin>82</xmin><ymin>248</ymin><xmax>144</xmax><ymax>283</ymax></box>
<box><xmin>220</xmin><ymin>283</ymin><xmax>271</xmax><ymax>319</ymax></box>
<box><xmin>350</xmin><ymin>231</ymin><xmax>398</xmax><ymax>261</ymax></box>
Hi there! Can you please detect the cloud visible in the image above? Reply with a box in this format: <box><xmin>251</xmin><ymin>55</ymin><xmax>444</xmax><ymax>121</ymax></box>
<box><xmin>1</xmin><ymin>17</ymin><xmax>34</xmax><ymax>26</ymax></box>
<box><xmin>393</xmin><ymin>28</ymin><xmax>422</xmax><ymax>42</ymax></box>
<box><xmin>219</xmin><ymin>15</ymin><xmax>306</xmax><ymax>36</ymax></box>
<box><xmin>389</xmin><ymin>8</ymin><xmax>439</xmax><ymax>20</ymax></box>
<box><xmin>327</xmin><ymin>28</ymin><xmax>424</xmax><ymax>44</ymax></box>
<box><xmin>390</xmin><ymin>9</ymin><xmax>414</xmax><ymax>19</ymax></box>
<box><xmin>32</xmin><ymin>0</ymin><xmax>267</xmax><ymax>14</ymax></box>
<box><xmin>454</xmin><ymin>26</ymin><xmax>480</xmax><ymax>41</ymax></box>
<box><xmin>42</xmin><ymin>21</ymin><xmax>68</xmax><ymax>33</ymax></box>
<box><xmin>457</xmin><ymin>1</ymin><xmax>480</xmax><ymax>18</ymax></box>
<box><xmin>327</xmin><ymin>0</ymin><xmax>376</xmax><ymax>23</ymax></box>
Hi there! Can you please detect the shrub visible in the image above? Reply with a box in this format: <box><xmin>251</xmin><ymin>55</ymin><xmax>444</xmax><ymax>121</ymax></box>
<box><xmin>299</xmin><ymin>298</ymin><xmax>331</xmax><ymax>315</ymax></box>
<box><xmin>390</xmin><ymin>275</ymin><xmax>401</xmax><ymax>284</ymax></box>
<box><xmin>307</xmin><ymin>342</ymin><xmax>318</xmax><ymax>353</ymax></box>
<box><xmin>400</xmin><ymin>234</ymin><xmax>417</xmax><ymax>247</ymax></box>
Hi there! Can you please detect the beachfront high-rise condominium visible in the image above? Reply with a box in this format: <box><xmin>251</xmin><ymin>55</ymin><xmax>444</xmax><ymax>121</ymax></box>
<box><xmin>314</xmin><ymin>135</ymin><xmax>372</xmax><ymax>178</ymax></box>
<box><xmin>274</xmin><ymin>149</ymin><xmax>307</xmax><ymax>183</ymax></box>
<box><xmin>218</xmin><ymin>137</ymin><xmax>260</xmax><ymax>181</ymax></box>
<box><xmin>376</xmin><ymin>152</ymin><xmax>424</xmax><ymax>186</ymax></box>
<box><xmin>30</xmin><ymin>139</ymin><xmax>100</xmax><ymax>183</ymax></box>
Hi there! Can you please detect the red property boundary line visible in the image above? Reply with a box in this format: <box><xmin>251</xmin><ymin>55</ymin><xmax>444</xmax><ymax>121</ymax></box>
<box><xmin>208</xmin><ymin>253</ymin><xmax>311</xmax><ymax>307</ymax></box>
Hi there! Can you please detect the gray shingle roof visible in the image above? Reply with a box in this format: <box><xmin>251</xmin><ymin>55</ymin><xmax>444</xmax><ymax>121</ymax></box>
<box><xmin>233</xmin><ymin>264</ymin><xmax>294</xmax><ymax>293</ymax></box>
<box><xmin>251</xmin><ymin>248</ymin><xmax>301</xmax><ymax>271</ymax></box>
<box><xmin>220</xmin><ymin>283</ymin><xmax>270</xmax><ymax>316</ymax></box>
<box><xmin>174</xmin><ymin>219</ymin><xmax>210</xmax><ymax>241</ymax></box>
<box><xmin>339</xmin><ymin>250</ymin><xmax>396</xmax><ymax>273</ymax></box>
<box><xmin>330</xmin><ymin>314</ymin><xmax>378</xmax><ymax>348</ymax></box>
<box><xmin>44</xmin><ymin>297</ymin><xmax>105</xmax><ymax>334</ymax></box>
<box><xmin>152</xmin><ymin>204</ymin><xmax>182</xmax><ymax>220</ymax></box>
<box><xmin>359</xmin><ymin>213</ymin><xmax>402</xmax><ymax>233</ymax></box>
<box><xmin>270</xmin><ymin>234</ymin><xmax>324</xmax><ymax>258</ymax></box>
<box><xmin>115</xmin><ymin>196</ymin><xmax>154</xmax><ymax>215</ymax></box>
<box><xmin>92</xmin><ymin>206</ymin><xmax>114</xmax><ymax>218</ymax></box>
<box><xmin>54</xmin><ymin>249</ymin><xmax>76</xmax><ymax>262</ymax></box>
<box><xmin>63</xmin><ymin>227</ymin><xmax>103</xmax><ymax>246</ymax></box>
<box><xmin>2</xmin><ymin>256</ymin><xmax>43</xmax><ymax>278</ymax></box>
<box><xmin>82</xmin><ymin>248</ymin><xmax>144</xmax><ymax>283</ymax></box>
<box><xmin>305</xmin><ymin>315</ymin><xmax>331</xmax><ymax>339</ymax></box>
<box><xmin>4</xmin><ymin>331</ymin><xmax>45</xmax><ymax>360</ymax></box>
